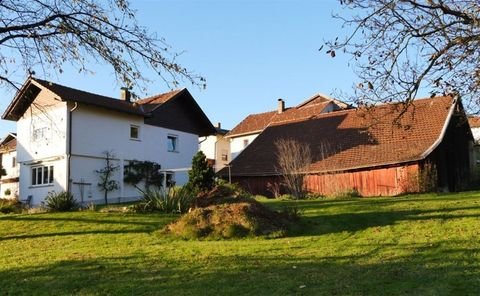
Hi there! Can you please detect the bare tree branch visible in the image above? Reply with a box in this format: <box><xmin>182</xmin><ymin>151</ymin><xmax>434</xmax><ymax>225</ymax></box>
<box><xmin>0</xmin><ymin>0</ymin><xmax>205</xmax><ymax>93</ymax></box>
<box><xmin>327</xmin><ymin>0</ymin><xmax>480</xmax><ymax>114</ymax></box>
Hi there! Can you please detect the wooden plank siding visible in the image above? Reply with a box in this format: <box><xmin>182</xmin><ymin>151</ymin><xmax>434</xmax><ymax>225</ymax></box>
<box><xmin>232</xmin><ymin>163</ymin><xmax>422</xmax><ymax>197</ymax></box>
<box><xmin>304</xmin><ymin>163</ymin><xmax>420</xmax><ymax>197</ymax></box>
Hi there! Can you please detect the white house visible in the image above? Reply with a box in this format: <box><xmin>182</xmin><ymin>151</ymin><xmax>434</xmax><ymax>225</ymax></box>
<box><xmin>199</xmin><ymin>123</ymin><xmax>230</xmax><ymax>172</ymax></box>
<box><xmin>0</xmin><ymin>133</ymin><xmax>19</xmax><ymax>199</ymax></box>
<box><xmin>226</xmin><ymin>94</ymin><xmax>351</xmax><ymax>160</ymax></box>
<box><xmin>2</xmin><ymin>78</ymin><xmax>215</xmax><ymax>206</ymax></box>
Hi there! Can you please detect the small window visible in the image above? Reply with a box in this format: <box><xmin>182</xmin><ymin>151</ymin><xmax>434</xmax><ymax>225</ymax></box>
<box><xmin>130</xmin><ymin>125</ymin><xmax>140</xmax><ymax>140</ymax></box>
<box><xmin>167</xmin><ymin>135</ymin><xmax>178</xmax><ymax>152</ymax></box>
<box><xmin>243</xmin><ymin>139</ymin><xmax>249</xmax><ymax>148</ymax></box>
<box><xmin>32</xmin><ymin>126</ymin><xmax>49</xmax><ymax>142</ymax></box>
<box><xmin>12</xmin><ymin>157</ymin><xmax>16</xmax><ymax>168</ymax></box>
<box><xmin>221</xmin><ymin>149</ymin><xmax>228</xmax><ymax>161</ymax></box>
<box><xmin>31</xmin><ymin>165</ymin><xmax>54</xmax><ymax>186</ymax></box>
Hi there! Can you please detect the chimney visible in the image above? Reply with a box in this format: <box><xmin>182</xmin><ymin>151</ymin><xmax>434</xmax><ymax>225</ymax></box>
<box><xmin>120</xmin><ymin>87</ymin><xmax>131</xmax><ymax>102</ymax></box>
<box><xmin>216</xmin><ymin>122</ymin><xmax>221</xmax><ymax>129</ymax></box>
<box><xmin>277</xmin><ymin>98</ymin><xmax>285</xmax><ymax>114</ymax></box>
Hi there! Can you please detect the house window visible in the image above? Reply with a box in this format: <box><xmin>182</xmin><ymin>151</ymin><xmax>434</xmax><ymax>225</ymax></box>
<box><xmin>130</xmin><ymin>125</ymin><xmax>140</xmax><ymax>140</ymax></box>
<box><xmin>167</xmin><ymin>135</ymin><xmax>178</xmax><ymax>152</ymax></box>
<box><xmin>32</xmin><ymin>127</ymin><xmax>48</xmax><ymax>142</ymax></box>
<box><xmin>31</xmin><ymin>165</ymin><xmax>54</xmax><ymax>186</ymax></box>
<box><xmin>243</xmin><ymin>139</ymin><xmax>249</xmax><ymax>148</ymax></box>
<box><xmin>221</xmin><ymin>149</ymin><xmax>228</xmax><ymax>161</ymax></box>
<box><xmin>12</xmin><ymin>157</ymin><xmax>16</xmax><ymax>168</ymax></box>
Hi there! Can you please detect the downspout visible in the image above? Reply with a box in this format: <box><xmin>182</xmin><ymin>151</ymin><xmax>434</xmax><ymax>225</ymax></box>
<box><xmin>66</xmin><ymin>102</ymin><xmax>78</xmax><ymax>195</ymax></box>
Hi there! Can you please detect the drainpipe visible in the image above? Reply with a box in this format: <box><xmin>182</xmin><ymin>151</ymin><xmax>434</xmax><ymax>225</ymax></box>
<box><xmin>66</xmin><ymin>102</ymin><xmax>78</xmax><ymax>195</ymax></box>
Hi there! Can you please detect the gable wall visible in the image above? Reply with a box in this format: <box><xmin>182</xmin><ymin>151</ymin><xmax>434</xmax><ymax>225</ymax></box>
<box><xmin>15</xmin><ymin>88</ymin><xmax>69</xmax><ymax>203</ymax></box>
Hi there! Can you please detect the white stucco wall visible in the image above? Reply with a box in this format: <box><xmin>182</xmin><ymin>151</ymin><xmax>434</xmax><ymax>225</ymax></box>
<box><xmin>472</xmin><ymin>127</ymin><xmax>480</xmax><ymax>144</ymax></box>
<box><xmin>200</xmin><ymin>136</ymin><xmax>216</xmax><ymax>160</ymax></box>
<box><xmin>16</xmin><ymin>87</ymin><xmax>69</xmax><ymax>204</ymax></box>
<box><xmin>69</xmin><ymin>103</ymin><xmax>198</xmax><ymax>204</ymax></box>
<box><xmin>230</xmin><ymin>133</ymin><xmax>259</xmax><ymax>160</ymax></box>
<box><xmin>0</xmin><ymin>150</ymin><xmax>19</xmax><ymax>199</ymax></box>
<box><xmin>199</xmin><ymin>134</ymin><xmax>230</xmax><ymax>172</ymax></box>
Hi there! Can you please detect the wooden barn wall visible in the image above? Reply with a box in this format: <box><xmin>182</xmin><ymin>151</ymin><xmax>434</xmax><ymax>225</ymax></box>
<box><xmin>304</xmin><ymin>163</ymin><xmax>420</xmax><ymax>197</ymax></box>
<box><xmin>232</xmin><ymin>163</ymin><xmax>421</xmax><ymax>197</ymax></box>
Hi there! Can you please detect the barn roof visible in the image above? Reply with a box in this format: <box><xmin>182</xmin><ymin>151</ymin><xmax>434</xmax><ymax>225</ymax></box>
<box><xmin>221</xmin><ymin>96</ymin><xmax>458</xmax><ymax>177</ymax></box>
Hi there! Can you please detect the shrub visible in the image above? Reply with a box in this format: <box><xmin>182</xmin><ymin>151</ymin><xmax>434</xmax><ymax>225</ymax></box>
<box><xmin>330</xmin><ymin>188</ymin><xmax>361</xmax><ymax>199</ymax></box>
<box><xmin>4</xmin><ymin>188</ymin><xmax>11</xmax><ymax>196</ymax></box>
<box><xmin>133</xmin><ymin>187</ymin><xmax>194</xmax><ymax>214</ymax></box>
<box><xmin>0</xmin><ymin>198</ymin><xmax>21</xmax><ymax>214</ymax></box>
<box><xmin>44</xmin><ymin>191</ymin><xmax>78</xmax><ymax>212</ymax></box>
<box><xmin>186</xmin><ymin>151</ymin><xmax>215</xmax><ymax>193</ymax></box>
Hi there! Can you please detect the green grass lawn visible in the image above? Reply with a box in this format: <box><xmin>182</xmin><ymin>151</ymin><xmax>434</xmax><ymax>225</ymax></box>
<box><xmin>1</xmin><ymin>192</ymin><xmax>480</xmax><ymax>295</ymax></box>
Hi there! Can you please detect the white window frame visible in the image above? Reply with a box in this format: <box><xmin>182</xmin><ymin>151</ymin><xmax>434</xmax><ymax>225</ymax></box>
<box><xmin>130</xmin><ymin>125</ymin><xmax>140</xmax><ymax>140</ymax></box>
<box><xmin>32</xmin><ymin>127</ymin><xmax>49</xmax><ymax>142</ymax></box>
<box><xmin>167</xmin><ymin>134</ymin><xmax>178</xmax><ymax>152</ymax></box>
<box><xmin>31</xmin><ymin>165</ymin><xmax>54</xmax><ymax>186</ymax></box>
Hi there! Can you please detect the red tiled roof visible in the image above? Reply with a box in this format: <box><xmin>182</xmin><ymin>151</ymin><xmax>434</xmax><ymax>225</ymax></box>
<box><xmin>223</xmin><ymin>96</ymin><xmax>457</xmax><ymax>176</ymax></box>
<box><xmin>226</xmin><ymin>110</ymin><xmax>277</xmax><ymax>137</ymax></box>
<box><xmin>468</xmin><ymin>116</ymin><xmax>480</xmax><ymax>128</ymax></box>
<box><xmin>226</xmin><ymin>95</ymin><xmax>351</xmax><ymax>137</ymax></box>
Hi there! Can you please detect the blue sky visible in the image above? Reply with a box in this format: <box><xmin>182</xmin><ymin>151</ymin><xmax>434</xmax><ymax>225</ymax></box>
<box><xmin>0</xmin><ymin>0</ymin><xmax>358</xmax><ymax>137</ymax></box>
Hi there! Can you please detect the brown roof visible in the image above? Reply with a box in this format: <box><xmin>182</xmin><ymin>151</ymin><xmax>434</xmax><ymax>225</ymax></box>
<box><xmin>226</xmin><ymin>110</ymin><xmax>277</xmax><ymax>137</ymax></box>
<box><xmin>222</xmin><ymin>96</ymin><xmax>457</xmax><ymax>176</ymax></box>
<box><xmin>135</xmin><ymin>89</ymin><xmax>183</xmax><ymax>112</ymax></box>
<box><xmin>468</xmin><ymin>116</ymin><xmax>480</xmax><ymax>128</ymax></box>
<box><xmin>0</xmin><ymin>133</ymin><xmax>16</xmax><ymax>152</ymax></box>
<box><xmin>2</xmin><ymin>78</ymin><xmax>215</xmax><ymax>136</ymax></box>
<box><xmin>226</xmin><ymin>95</ymin><xmax>350</xmax><ymax>137</ymax></box>
<box><xmin>33</xmin><ymin>79</ymin><xmax>146</xmax><ymax>116</ymax></box>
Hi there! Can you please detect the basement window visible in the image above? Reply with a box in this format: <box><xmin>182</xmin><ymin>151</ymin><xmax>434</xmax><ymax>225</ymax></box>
<box><xmin>31</xmin><ymin>165</ymin><xmax>54</xmax><ymax>186</ymax></box>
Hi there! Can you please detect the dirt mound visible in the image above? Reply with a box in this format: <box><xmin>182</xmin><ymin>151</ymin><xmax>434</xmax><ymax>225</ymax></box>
<box><xmin>165</xmin><ymin>196</ymin><xmax>293</xmax><ymax>239</ymax></box>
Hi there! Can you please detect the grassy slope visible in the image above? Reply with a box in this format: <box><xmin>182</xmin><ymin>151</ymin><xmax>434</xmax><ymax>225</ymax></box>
<box><xmin>1</xmin><ymin>192</ymin><xmax>480</xmax><ymax>295</ymax></box>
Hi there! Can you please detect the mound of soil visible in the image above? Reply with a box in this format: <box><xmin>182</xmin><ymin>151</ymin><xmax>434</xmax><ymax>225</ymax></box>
<box><xmin>165</xmin><ymin>196</ymin><xmax>293</xmax><ymax>239</ymax></box>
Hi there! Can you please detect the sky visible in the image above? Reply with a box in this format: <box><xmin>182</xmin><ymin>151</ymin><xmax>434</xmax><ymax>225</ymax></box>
<box><xmin>0</xmin><ymin>0</ymin><xmax>359</xmax><ymax>138</ymax></box>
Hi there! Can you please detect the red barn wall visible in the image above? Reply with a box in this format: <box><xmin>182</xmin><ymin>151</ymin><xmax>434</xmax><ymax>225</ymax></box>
<box><xmin>304</xmin><ymin>163</ymin><xmax>420</xmax><ymax>197</ymax></box>
<box><xmin>232</xmin><ymin>163</ymin><xmax>421</xmax><ymax>197</ymax></box>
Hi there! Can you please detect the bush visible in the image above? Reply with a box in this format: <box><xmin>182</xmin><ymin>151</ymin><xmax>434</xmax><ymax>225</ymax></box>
<box><xmin>330</xmin><ymin>188</ymin><xmax>361</xmax><ymax>199</ymax></box>
<box><xmin>0</xmin><ymin>198</ymin><xmax>21</xmax><ymax>214</ymax></box>
<box><xmin>4</xmin><ymin>188</ymin><xmax>11</xmax><ymax>196</ymax></box>
<box><xmin>133</xmin><ymin>187</ymin><xmax>194</xmax><ymax>214</ymax></box>
<box><xmin>186</xmin><ymin>151</ymin><xmax>215</xmax><ymax>193</ymax></box>
<box><xmin>44</xmin><ymin>191</ymin><xmax>78</xmax><ymax>212</ymax></box>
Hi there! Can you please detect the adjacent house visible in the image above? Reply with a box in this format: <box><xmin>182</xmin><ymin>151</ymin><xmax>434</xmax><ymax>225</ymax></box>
<box><xmin>2</xmin><ymin>78</ymin><xmax>215</xmax><ymax>205</ymax></box>
<box><xmin>199</xmin><ymin>123</ymin><xmax>230</xmax><ymax>172</ymax></box>
<box><xmin>219</xmin><ymin>96</ymin><xmax>473</xmax><ymax>197</ymax></box>
<box><xmin>0</xmin><ymin>133</ymin><xmax>19</xmax><ymax>199</ymax></box>
<box><xmin>468</xmin><ymin>116</ymin><xmax>480</xmax><ymax>164</ymax></box>
<box><xmin>226</xmin><ymin>94</ymin><xmax>351</xmax><ymax>159</ymax></box>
